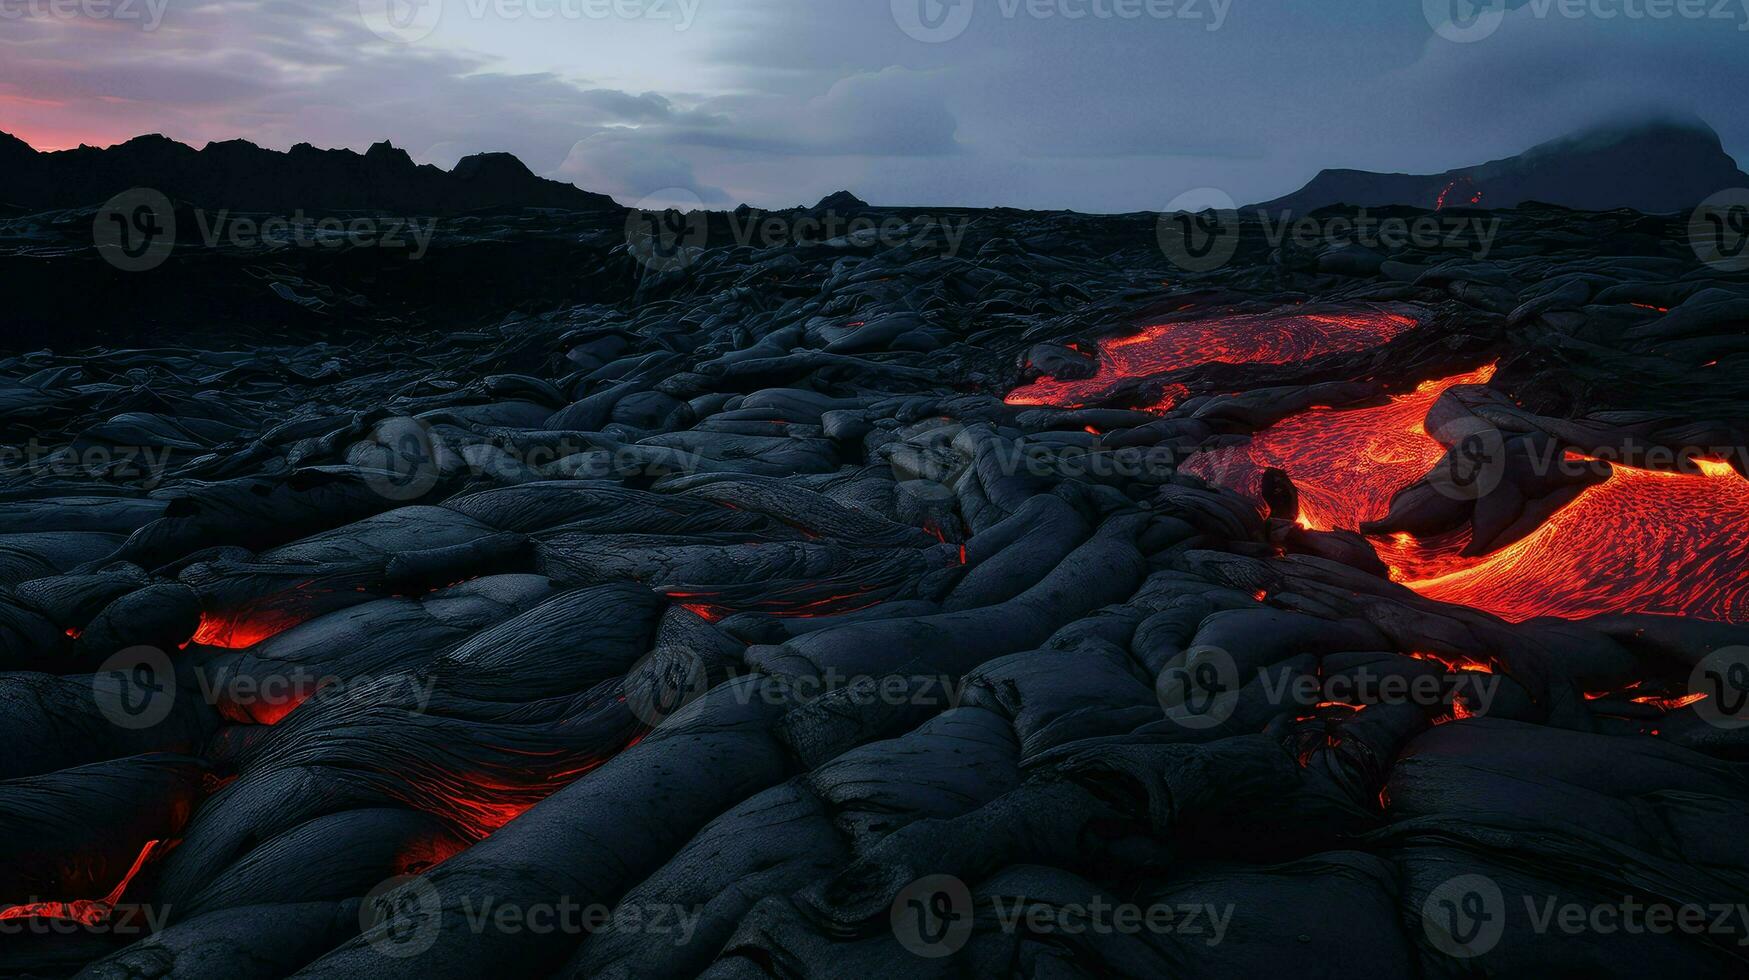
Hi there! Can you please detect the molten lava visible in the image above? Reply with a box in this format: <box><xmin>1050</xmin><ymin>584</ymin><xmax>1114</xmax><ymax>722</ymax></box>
<box><xmin>1007</xmin><ymin>309</ymin><xmax>1417</xmax><ymax>412</ymax></box>
<box><xmin>1398</xmin><ymin>457</ymin><xmax>1749</xmax><ymax>622</ymax></box>
<box><xmin>1435</xmin><ymin>176</ymin><xmax>1483</xmax><ymax>210</ymax></box>
<box><xmin>1185</xmin><ymin>365</ymin><xmax>1749</xmax><ymax>623</ymax></box>
<box><xmin>0</xmin><ymin>840</ymin><xmax>162</xmax><ymax>926</ymax></box>
<box><xmin>193</xmin><ymin>609</ymin><xmax>306</xmax><ymax>649</ymax></box>
<box><xmin>1184</xmin><ymin>364</ymin><xmax>1497</xmax><ymax>585</ymax></box>
<box><xmin>664</xmin><ymin>584</ymin><xmax>887</xmax><ymax>622</ymax></box>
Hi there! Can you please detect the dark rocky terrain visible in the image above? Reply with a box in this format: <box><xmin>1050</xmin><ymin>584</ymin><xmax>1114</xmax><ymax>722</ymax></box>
<box><xmin>1259</xmin><ymin>118</ymin><xmax>1749</xmax><ymax>213</ymax></box>
<box><xmin>2</xmin><ymin>165</ymin><xmax>1749</xmax><ymax>978</ymax></box>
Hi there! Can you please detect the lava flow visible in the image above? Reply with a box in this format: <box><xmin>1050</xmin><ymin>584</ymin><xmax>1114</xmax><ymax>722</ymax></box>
<box><xmin>1006</xmin><ymin>308</ymin><xmax>1418</xmax><ymax>412</ymax></box>
<box><xmin>192</xmin><ymin>608</ymin><xmax>307</xmax><ymax>649</ymax></box>
<box><xmin>0</xmin><ymin>840</ymin><xmax>162</xmax><ymax>926</ymax></box>
<box><xmin>1401</xmin><ymin>458</ymin><xmax>1749</xmax><ymax>622</ymax></box>
<box><xmin>1185</xmin><ymin>366</ymin><xmax>1749</xmax><ymax>623</ymax></box>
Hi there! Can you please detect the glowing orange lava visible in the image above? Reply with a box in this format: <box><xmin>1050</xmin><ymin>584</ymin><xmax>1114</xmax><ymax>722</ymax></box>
<box><xmin>1185</xmin><ymin>366</ymin><xmax>1749</xmax><ymax>623</ymax></box>
<box><xmin>1007</xmin><ymin>309</ymin><xmax>1417</xmax><ymax>412</ymax></box>
<box><xmin>1182</xmin><ymin>365</ymin><xmax>1497</xmax><ymax>565</ymax></box>
<box><xmin>662</xmin><ymin>584</ymin><xmax>887</xmax><ymax>622</ymax></box>
<box><xmin>1435</xmin><ymin>176</ymin><xmax>1483</xmax><ymax>210</ymax></box>
<box><xmin>1398</xmin><ymin>458</ymin><xmax>1749</xmax><ymax>622</ymax></box>
<box><xmin>0</xmin><ymin>840</ymin><xmax>161</xmax><ymax>926</ymax></box>
<box><xmin>192</xmin><ymin>610</ymin><xmax>306</xmax><ymax>649</ymax></box>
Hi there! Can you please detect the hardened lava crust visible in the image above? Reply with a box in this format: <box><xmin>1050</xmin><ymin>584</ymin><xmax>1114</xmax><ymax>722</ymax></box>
<box><xmin>2</xmin><ymin>201</ymin><xmax>1749</xmax><ymax>978</ymax></box>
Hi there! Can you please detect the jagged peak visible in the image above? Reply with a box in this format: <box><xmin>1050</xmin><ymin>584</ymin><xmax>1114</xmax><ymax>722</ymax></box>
<box><xmin>0</xmin><ymin>130</ymin><xmax>36</xmax><ymax>156</ymax></box>
<box><xmin>2</xmin><ymin>129</ymin><xmax>621</xmax><ymax>212</ymax></box>
<box><xmin>814</xmin><ymin>189</ymin><xmax>870</xmax><ymax>211</ymax></box>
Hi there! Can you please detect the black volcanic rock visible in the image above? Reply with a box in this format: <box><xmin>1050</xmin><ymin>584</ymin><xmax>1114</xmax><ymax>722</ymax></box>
<box><xmin>0</xmin><ymin>131</ymin><xmax>620</xmax><ymax>214</ymax></box>
<box><xmin>813</xmin><ymin>189</ymin><xmax>871</xmax><ymax>212</ymax></box>
<box><xmin>8</xmin><ymin>181</ymin><xmax>1749</xmax><ymax>978</ymax></box>
<box><xmin>1258</xmin><ymin>117</ymin><xmax>1749</xmax><ymax>213</ymax></box>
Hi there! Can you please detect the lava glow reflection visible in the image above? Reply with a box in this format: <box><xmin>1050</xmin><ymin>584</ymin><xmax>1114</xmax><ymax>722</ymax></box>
<box><xmin>1185</xmin><ymin>366</ymin><xmax>1749</xmax><ymax>623</ymax></box>
<box><xmin>1007</xmin><ymin>309</ymin><xmax>1417</xmax><ymax>412</ymax></box>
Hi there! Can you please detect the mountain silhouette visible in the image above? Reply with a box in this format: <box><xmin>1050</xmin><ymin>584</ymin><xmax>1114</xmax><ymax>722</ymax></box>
<box><xmin>1256</xmin><ymin>117</ymin><xmax>1749</xmax><ymax>213</ymax></box>
<box><xmin>0</xmin><ymin>132</ymin><xmax>620</xmax><ymax>213</ymax></box>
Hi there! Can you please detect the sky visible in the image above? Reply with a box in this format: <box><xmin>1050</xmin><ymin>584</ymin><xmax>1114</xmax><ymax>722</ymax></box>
<box><xmin>2</xmin><ymin>0</ymin><xmax>1747</xmax><ymax>211</ymax></box>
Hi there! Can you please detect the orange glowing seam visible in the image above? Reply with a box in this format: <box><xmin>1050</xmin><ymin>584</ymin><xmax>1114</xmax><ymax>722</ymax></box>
<box><xmin>1630</xmin><ymin>692</ymin><xmax>1709</xmax><ymax>711</ymax></box>
<box><xmin>1407</xmin><ymin>651</ymin><xmax>1495</xmax><ymax>674</ymax></box>
<box><xmin>1435</xmin><ymin>177</ymin><xmax>1482</xmax><ymax>211</ymax></box>
<box><xmin>666</xmin><ymin>584</ymin><xmax>888</xmax><ymax>622</ymax></box>
<box><xmin>0</xmin><ymin>840</ymin><xmax>162</xmax><ymax>925</ymax></box>
<box><xmin>193</xmin><ymin>609</ymin><xmax>308</xmax><ymax>649</ymax></box>
<box><xmin>1006</xmin><ymin>309</ymin><xmax>1417</xmax><ymax>413</ymax></box>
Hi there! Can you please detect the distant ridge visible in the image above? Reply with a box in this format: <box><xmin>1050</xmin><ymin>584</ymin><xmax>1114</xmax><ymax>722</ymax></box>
<box><xmin>0</xmin><ymin>132</ymin><xmax>621</xmax><ymax>213</ymax></box>
<box><xmin>1255</xmin><ymin>117</ymin><xmax>1749</xmax><ymax>214</ymax></box>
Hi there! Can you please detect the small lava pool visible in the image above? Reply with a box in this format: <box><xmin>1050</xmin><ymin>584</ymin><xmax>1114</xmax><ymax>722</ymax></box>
<box><xmin>1005</xmin><ymin>307</ymin><xmax>1418</xmax><ymax>413</ymax></box>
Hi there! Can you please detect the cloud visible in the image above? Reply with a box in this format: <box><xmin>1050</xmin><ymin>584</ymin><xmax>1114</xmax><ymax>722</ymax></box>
<box><xmin>3</xmin><ymin>0</ymin><xmax>1744</xmax><ymax>210</ymax></box>
<box><xmin>554</xmin><ymin>131</ymin><xmax>730</xmax><ymax>204</ymax></box>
